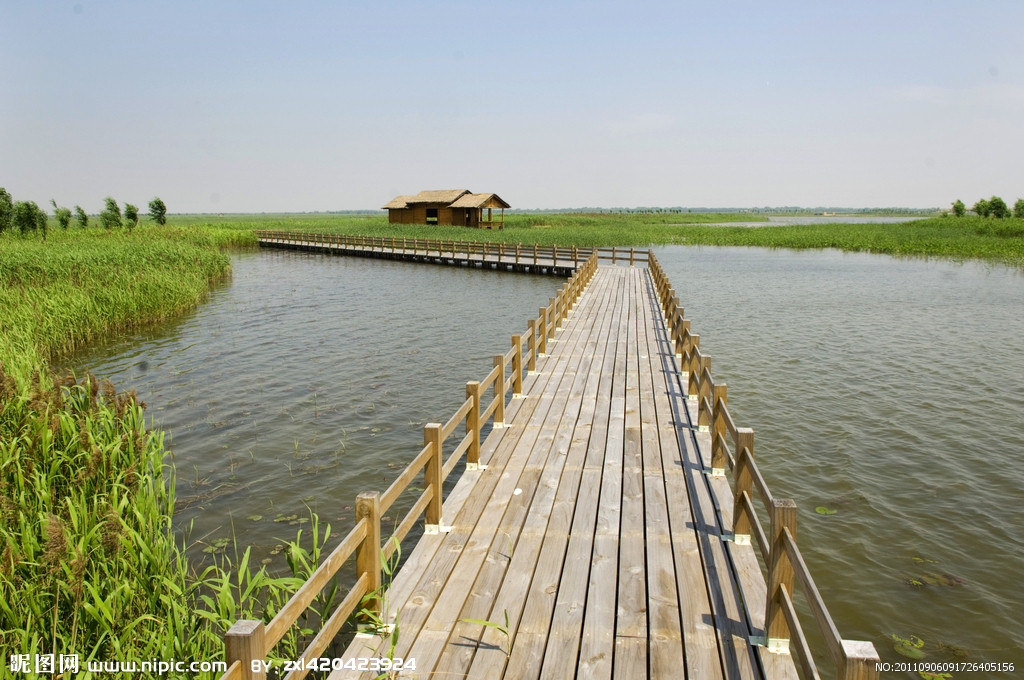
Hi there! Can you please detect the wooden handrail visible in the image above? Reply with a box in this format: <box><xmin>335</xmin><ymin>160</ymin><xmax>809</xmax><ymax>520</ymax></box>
<box><xmin>254</xmin><ymin>231</ymin><xmax>651</xmax><ymax>268</ymax></box>
<box><xmin>264</xmin><ymin>518</ymin><xmax>368</xmax><ymax>650</ymax></box>
<box><xmin>281</xmin><ymin>573</ymin><xmax>371</xmax><ymax>680</ymax></box>
<box><xmin>646</xmin><ymin>251</ymin><xmax>879</xmax><ymax>680</ymax></box>
<box><xmin>380</xmin><ymin>443</ymin><xmax>432</xmax><ymax>513</ymax></box>
<box><xmin>442</xmin><ymin>398</ymin><xmax>474</xmax><ymax>441</ymax></box>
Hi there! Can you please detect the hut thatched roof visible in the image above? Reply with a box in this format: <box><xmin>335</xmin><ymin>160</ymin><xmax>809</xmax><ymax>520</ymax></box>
<box><xmin>449</xmin><ymin>193</ymin><xmax>511</xmax><ymax>209</ymax></box>
<box><xmin>406</xmin><ymin>190</ymin><xmax>471</xmax><ymax>205</ymax></box>
<box><xmin>382</xmin><ymin>190</ymin><xmax>510</xmax><ymax>211</ymax></box>
<box><xmin>381</xmin><ymin>195</ymin><xmax>415</xmax><ymax>209</ymax></box>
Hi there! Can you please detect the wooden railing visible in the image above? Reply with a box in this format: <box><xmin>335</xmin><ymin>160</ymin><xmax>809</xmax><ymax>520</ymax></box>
<box><xmin>216</xmin><ymin>252</ymin><xmax>600</xmax><ymax>680</ymax></box>
<box><xmin>253</xmin><ymin>231</ymin><xmax>650</xmax><ymax>268</ymax></box>
<box><xmin>647</xmin><ymin>253</ymin><xmax>880</xmax><ymax>680</ymax></box>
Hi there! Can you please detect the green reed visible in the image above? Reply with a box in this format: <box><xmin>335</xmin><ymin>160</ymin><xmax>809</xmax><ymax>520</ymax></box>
<box><xmin>667</xmin><ymin>216</ymin><xmax>1024</xmax><ymax>266</ymax></box>
<box><xmin>1</xmin><ymin>225</ymin><xmax>334</xmax><ymax>676</ymax></box>
<box><xmin>168</xmin><ymin>211</ymin><xmax>1024</xmax><ymax>266</ymax></box>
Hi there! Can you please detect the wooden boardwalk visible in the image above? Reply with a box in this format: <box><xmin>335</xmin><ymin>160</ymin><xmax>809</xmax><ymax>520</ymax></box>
<box><xmin>332</xmin><ymin>265</ymin><xmax>791</xmax><ymax>679</ymax></box>
<box><xmin>218</xmin><ymin>242</ymin><xmax>879</xmax><ymax>680</ymax></box>
<box><xmin>255</xmin><ymin>231</ymin><xmax>648</xmax><ymax>277</ymax></box>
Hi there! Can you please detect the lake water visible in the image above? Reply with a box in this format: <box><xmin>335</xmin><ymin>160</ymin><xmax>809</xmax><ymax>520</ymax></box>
<box><xmin>66</xmin><ymin>245</ymin><xmax>1024</xmax><ymax>674</ymax></box>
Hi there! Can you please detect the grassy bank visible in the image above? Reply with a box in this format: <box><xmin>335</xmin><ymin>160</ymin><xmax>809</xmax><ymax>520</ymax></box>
<box><xmin>165</xmin><ymin>211</ymin><xmax>769</xmax><ymax>247</ymax></box>
<box><xmin>0</xmin><ymin>227</ymin><xmax>242</xmax><ymax>371</ymax></box>
<box><xmin>169</xmin><ymin>211</ymin><xmax>1023</xmax><ymax>267</ymax></box>
<box><xmin>0</xmin><ymin>225</ymin><xmax>318</xmax><ymax>674</ymax></box>
<box><xmin>668</xmin><ymin>216</ymin><xmax>1024</xmax><ymax>266</ymax></box>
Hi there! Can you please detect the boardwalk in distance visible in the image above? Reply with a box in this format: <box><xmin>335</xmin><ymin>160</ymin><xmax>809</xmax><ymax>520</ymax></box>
<box><xmin>333</xmin><ymin>265</ymin><xmax>795</xmax><ymax>680</ymax></box>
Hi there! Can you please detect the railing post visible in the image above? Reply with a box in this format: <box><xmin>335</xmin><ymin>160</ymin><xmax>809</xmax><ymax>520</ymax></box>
<box><xmin>466</xmin><ymin>381</ymin><xmax>483</xmax><ymax>469</ymax></box>
<box><xmin>630</xmin><ymin>247</ymin><xmax>635</xmax><ymax>266</ymax></box>
<box><xmin>516</xmin><ymin>243</ymin><xmax>521</xmax><ymax>264</ymax></box>
<box><xmin>355</xmin><ymin>491</ymin><xmax>382</xmax><ymax>623</ymax></box>
<box><xmin>839</xmin><ymin>641</ymin><xmax>881</xmax><ymax>680</ymax></box>
<box><xmin>225</xmin><ymin>620</ymin><xmax>266</xmax><ymax>680</ymax></box>
<box><xmin>493</xmin><ymin>354</ymin><xmax>506</xmax><ymax>427</ymax></box>
<box><xmin>547</xmin><ymin>299</ymin><xmax>557</xmax><ymax>339</ymax></box>
<box><xmin>689</xmin><ymin>350</ymin><xmax>707</xmax><ymax>400</ymax></box>
<box><xmin>527</xmin><ymin>320</ymin><xmax>538</xmax><ymax>372</ymax></box>
<box><xmin>512</xmin><ymin>334</ymin><xmax>523</xmax><ymax>395</ymax></box>
<box><xmin>765</xmin><ymin>498</ymin><xmax>798</xmax><ymax>652</ymax></box>
<box><xmin>711</xmin><ymin>384</ymin><xmax>728</xmax><ymax>475</ymax></box>
<box><xmin>675</xmin><ymin>317</ymin><xmax>689</xmax><ymax>360</ymax></box>
<box><xmin>424</xmin><ymin>424</ymin><xmax>443</xmax><ymax>531</ymax></box>
<box><xmin>683</xmin><ymin>334</ymin><xmax>696</xmax><ymax>385</ymax></box>
<box><xmin>538</xmin><ymin>308</ymin><xmax>548</xmax><ymax>356</ymax></box>
<box><xmin>561</xmin><ymin>283</ymin><xmax>569</xmax><ymax>324</ymax></box>
<box><xmin>698</xmin><ymin>358</ymin><xmax>712</xmax><ymax>421</ymax></box>
<box><xmin>732</xmin><ymin>428</ymin><xmax>755</xmax><ymax>544</ymax></box>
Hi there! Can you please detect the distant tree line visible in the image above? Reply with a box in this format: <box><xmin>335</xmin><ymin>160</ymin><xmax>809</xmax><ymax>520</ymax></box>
<box><xmin>950</xmin><ymin>196</ymin><xmax>1024</xmax><ymax>219</ymax></box>
<box><xmin>0</xmin><ymin>188</ymin><xmax>167</xmax><ymax>238</ymax></box>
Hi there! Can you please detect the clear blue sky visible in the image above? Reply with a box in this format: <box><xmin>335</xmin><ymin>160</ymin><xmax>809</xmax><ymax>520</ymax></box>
<box><xmin>3</xmin><ymin>1</ymin><xmax>1022</xmax><ymax>213</ymax></box>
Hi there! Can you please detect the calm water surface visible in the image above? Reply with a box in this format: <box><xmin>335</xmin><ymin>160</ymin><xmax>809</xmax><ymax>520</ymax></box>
<box><xmin>67</xmin><ymin>246</ymin><xmax>1024</xmax><ymax>674</ymax></box>
<box><xmin>653</xmin><ymin>246</ymin><xmax>1024</xmax><ymax>673</ymax></box>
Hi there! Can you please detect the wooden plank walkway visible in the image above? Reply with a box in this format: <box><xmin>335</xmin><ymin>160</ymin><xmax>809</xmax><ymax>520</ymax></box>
<box><xmin>331</xmin><ymin>265</ymin><xmax>797</xmax><ymax>679</ymax></box>
<box><xmin>256</xmin><ymin>232</ymin><xmax>582</xmax><ymax>276</ymax></box>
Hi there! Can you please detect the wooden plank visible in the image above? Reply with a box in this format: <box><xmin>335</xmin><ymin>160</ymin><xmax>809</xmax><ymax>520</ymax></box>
<box><xmin>630</xmin><ymin>268</ymin><xmax>687</xmax><ymax>680</ymax></box>
<box><xmin>537</xmin><ymin>268</ymin><xmax>628</xmax><ymax>680</ymax></box>
<box><xmin>457</xmin><ymin>269</ymin><xmax>622</xmax><ymax>679</ymax></box>
<box><xmin>613</xmin><ymin>636</ymin><xmax>647</xmax><ymax>680</ymax></box>
<box><xmin>577</xmin><ymin>269</ymin><xmax>630</xmax><ymax>680</ymax></box>
<box><xmin>637</xmin><ymin>270</ymin><xmax>725</xmax><ymax>680</ymax></box>
<box><xmin>616</xmin><ymin>269</ymin><xmax>648</xmax><ymax>680</ymax></box>
<box><xmin>497</xmin><ymin>269</ymin><xmax>623</xmax><ymax>680</ymax></box>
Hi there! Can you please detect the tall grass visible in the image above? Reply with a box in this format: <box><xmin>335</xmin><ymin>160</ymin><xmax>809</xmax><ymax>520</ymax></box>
<box><xmin>667</xmin><ymin>216</ymin><xmax>1024</xmax><ymax>266</ymax></box>
<box><xmin>1</xmin><ymin>225</ymin><xmax>333</xmax><ymax>676</ymax></box>
<box><xmin>0</xmin><ymin>230</ymin><xmax>231</xmax><ymax>373</ymax></box>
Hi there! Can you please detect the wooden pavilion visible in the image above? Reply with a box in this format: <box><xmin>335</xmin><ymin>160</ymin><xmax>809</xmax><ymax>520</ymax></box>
<box><xmin>383</xmin><ymin>190</ymin><xmax>510</xmax><ymax>229</ymax></box>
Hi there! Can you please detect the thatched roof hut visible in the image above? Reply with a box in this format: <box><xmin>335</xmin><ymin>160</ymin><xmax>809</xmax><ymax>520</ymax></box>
<box><xmin>382</xmin><ymin>190</ymin><xmax>510</xmax><ymax>228</ymax></box>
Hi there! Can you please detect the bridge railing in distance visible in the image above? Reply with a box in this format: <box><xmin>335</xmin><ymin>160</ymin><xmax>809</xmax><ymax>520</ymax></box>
<box><xmin>647</xmin><ymin>251</ymin><xmax>880</xmax><ymax>680</ymax></box>
<box><xmin>253</xmin><ymin>230</ymin><xmax>650</xmax><ymax>267</ymax></box>
<box><xmin>216</xmin><ymin>252</ymin><xmax>600</xmax><ymax>680</ymax></box>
